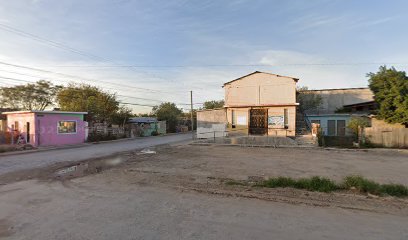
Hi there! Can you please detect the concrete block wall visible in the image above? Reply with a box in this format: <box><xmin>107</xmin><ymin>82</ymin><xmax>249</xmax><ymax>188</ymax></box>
<box><xmin>196</xmin><ymin>109</ymin><xmax>227</xmax><ymax>139</ymax></box>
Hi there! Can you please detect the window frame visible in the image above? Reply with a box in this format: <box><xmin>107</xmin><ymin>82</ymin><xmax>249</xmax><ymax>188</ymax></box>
<box><xmin>283</xmin><ymin>108</ymin><xmax>289</xmax><ymax>127</ymax></box>
<box><xmin>57</xmin><ymin>120</ymin><xmax>78</xmax><ymax>135</ymax></box>
<box><xmin>336</xmin><ymin>120</ymin><xmax>346</xmax><ymax>136</ymax></box>
<box><xmin>327</xmin><ymin>120</ymin><xmax>336</xmax><ymax>136</ymax></box>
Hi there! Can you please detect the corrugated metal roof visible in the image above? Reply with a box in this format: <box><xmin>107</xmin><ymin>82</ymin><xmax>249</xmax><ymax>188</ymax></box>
<box><xmin>128</xmin><ymin>117</ymin><xmax>158</xmax><ymax>123</ymax></box>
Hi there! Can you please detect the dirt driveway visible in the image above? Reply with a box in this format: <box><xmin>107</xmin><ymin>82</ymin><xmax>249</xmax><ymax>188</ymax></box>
<box><xmin>0</xmin><ymin>145</ymin><xmax>407</xmax><ymax>239</ymax></box>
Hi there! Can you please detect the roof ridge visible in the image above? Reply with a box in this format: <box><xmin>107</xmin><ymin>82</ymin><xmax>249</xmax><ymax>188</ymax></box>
<box><xmin>223</xmin><ymin>71</ymin><xmax>299</xmax><ymax>86</ymax></box>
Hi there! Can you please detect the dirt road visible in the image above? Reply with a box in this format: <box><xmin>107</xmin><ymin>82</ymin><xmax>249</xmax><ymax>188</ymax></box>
<box><xmin>0</xmin><ymin>179</ymin><xmax>407</xmax><ymax>240</ymax></box>
<box><xmin>0</xmin><ymin>144</ymin><xmax>407</xmax><ymax>239</ymax></box>
<box><xmin>0</xmin><ymin>133</ymin><xmax>191</xmax><ymax>175</ymax></box>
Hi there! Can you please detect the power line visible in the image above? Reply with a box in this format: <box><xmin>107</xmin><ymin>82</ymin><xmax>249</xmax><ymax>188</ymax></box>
<box><xmin>119</xmin><ymin>102</ymin><xmax>157</xmax><ymax>108</ymax></box>
<box><xmin>0</xmin><ymin>75</ymin><xmax>202</xmax><ymax>106</ymax></box>
<box><xmin>0</xmin><ymin>23</ymin><xmax>110</xmax><ymax>63</ymax></box>
<box><xmin>34</xmin><ymin>62</ymin><xmax>408</xmax><ymax>68</ymax></box>
<box><xmin>0</xmin><ymin>69</ymin><xmax>55</xmax><ymax>81</ymax></box>
<box><xmin>0</xmin><ymin>23</ymin><xmax>184</xmax><ymax>87</ymax></box>
<box><xmin>0</xmin><ymin>78</ymin><xmax>159</xmax><ymax>108</ymax></box>
<box><xmin>0</xmin><ymin>68</ymin><xmax>165</xmax><ymax>96</ymax></box>
<box><xmin>0</xmin><ymin>69</ymin><xmax>191</xmax><ymax>104</ymax></box>
<box><xmin>0</xmin><ymin>76</ymin><xmax>35</xmax><ymax>84</ymax></box>
<box><xmin>0</xmin><ymin>60</ymin><xmax>185</xmax><ymax>94</ymax></box>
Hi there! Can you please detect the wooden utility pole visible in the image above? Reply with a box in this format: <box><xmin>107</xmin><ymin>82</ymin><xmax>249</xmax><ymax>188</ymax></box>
<box><xmin>190</xmin><ymin>90</ymin><xmax>194</xmax><ymax>139</ymax></box>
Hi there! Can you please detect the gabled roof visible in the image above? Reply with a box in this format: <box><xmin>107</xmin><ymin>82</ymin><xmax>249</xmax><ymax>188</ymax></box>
<box><xmin>223</xmin><ymin>71</ymin><xmax>299</xmax><ymax>87</ymax></box>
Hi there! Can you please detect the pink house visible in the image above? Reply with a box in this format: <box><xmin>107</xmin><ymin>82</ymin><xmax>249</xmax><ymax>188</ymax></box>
<box><xmin>3</xmin><ymin>111</ymin><xmax>88</xmax><ymax>147</ymax></box>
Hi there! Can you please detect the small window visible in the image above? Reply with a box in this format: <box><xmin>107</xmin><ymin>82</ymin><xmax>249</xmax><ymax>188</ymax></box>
<box><xmin>284</xmin><ymin>109</ymin><xmax>288</xmax><ymax>127</ymax></box>
<box><xmin>58</xmin><ymin>121</ymin><xmax>77</xmax><ymax>134</ymax></box>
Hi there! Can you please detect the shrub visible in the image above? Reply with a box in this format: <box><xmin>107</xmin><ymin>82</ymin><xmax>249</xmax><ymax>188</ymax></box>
<box><xmin>380</xmin><ymin>184</ymin><xmax>408</xmax><ymax>197</ymax></box>
<box><xmin>151</xmin><ymin>131</ymin><xmax>159</xmax><ymax>136</ymax></box>
<box><xmin>343</xmin><ymin>175</ymin><xmax>381</xmax><ymax>194</ymax></box>
<box><xmin>238</xmin><ymin>175</ymin><xmax>408</xmax><ymax>198</ymax></box>
<box><xmin>347</xmin><ymin>117</ymin><xmax>370</xmax><ymax>139</ymax></box>
<box><xmin>262</xmin><ymin>177</ymin><xmax>296</xmax><ymax>188</ymax></box>
<box><xmin>297</xmin><ymin>176</ymin><xmax>338</xmax><ymax>192</ymax></box>
<box><xmin>316</xmin><ymin>129</ymin><xmax>324</xmax><ymax>147</ymax></box>
<box><xmin>259</xmin><ymin>176</ymin><xmax>337</xmax><ymax>193</ymax></box>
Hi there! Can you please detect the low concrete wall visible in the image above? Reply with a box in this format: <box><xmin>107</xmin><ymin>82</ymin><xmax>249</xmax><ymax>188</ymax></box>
<box><xmin>197</xmin><ymin>124</ymin><xmax>227</xmax><ymax>139</ymax></box>
<box><xmin>197</xmin><ymin>109</ymin><xmax>227</xmax><ymax>139</ymax></box>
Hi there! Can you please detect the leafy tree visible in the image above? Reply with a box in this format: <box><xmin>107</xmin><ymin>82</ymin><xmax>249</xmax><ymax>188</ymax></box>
<box><xmin>347</xmin><ymin>117</ymin><xmax>370</xmax><ymax>138</ymax></box>
<box><xmin>0</xmin><ymin>80</ymin><xmax>62</xmax><ymax>110</ymax></box>
<box><xmin>296</xmin><ymin>86</ymin><xmax>322</xmax><ymax>112</ymax></box>
<box><xmin>111</xmin><ymin>106</ymin><xmax>133</xmax><ymax>126</ymax></box>
<box><xmin>152</xmin><ymin>102</ymin><xmax>182</xmax><ymax>133</ymax></box>
<box><xmin>57</xmin><ymin>84</ymin><xmax>131</xmax><ymax>125</ymax></box>
<box><xmin>135</xmin><ymin>113</ymin><xmax>154</xmax><ymax>117</ymax></box>
<box><xmin>368</xmin><ymin>66</ymin><xmax>408</xmax><ymax>126</ymax></box>
<box><xmin>203</xmin><ymin>100</ymin><xmax>224</xmax><ymax>109</ymax></box>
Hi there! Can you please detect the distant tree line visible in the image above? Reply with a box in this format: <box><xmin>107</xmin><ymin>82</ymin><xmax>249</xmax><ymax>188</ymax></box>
<box><xmin>0</xmin><ymin>81</ymin><xmax>131</xmax><ymax>126</ymax></box>
<box><xmin>0</xmin><ymin>81</ymin><xmax>224</xmax><ymax>132</ymax></box>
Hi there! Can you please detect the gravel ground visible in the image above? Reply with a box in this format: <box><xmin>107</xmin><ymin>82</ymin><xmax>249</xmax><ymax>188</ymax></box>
<box><xmin>125</xmin><ymin>145</ymin><xmax>408</xmax><ymax>185</ymax></box>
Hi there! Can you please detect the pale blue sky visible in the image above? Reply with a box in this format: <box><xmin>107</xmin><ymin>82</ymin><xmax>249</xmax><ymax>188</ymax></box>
<box><xmin>0</xmin><ymin>0</ymin><xmax>407</xmax><ymax>113</ymax></box>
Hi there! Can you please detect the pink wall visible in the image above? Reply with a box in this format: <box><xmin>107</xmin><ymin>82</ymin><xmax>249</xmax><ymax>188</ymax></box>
<box><xmin>7</xmin><ymin>112</ymin><xmax>86</xmax><ymax>147</ymax></box>
<box><xmin>36</xmin><ymin>113</ymin><xmax>86</xmax><ymax>146</ymax></box>
<box><xmin>6</xmin><ymin>113</ymin><xmax>36</xmax><ymax>145</ymax></box>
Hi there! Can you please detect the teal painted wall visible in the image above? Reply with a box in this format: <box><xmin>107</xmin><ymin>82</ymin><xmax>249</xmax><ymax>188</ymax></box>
<box><xmin>306</xmin><ymin>115</ymin><xmax>352</xmax><ymax>136</ymax></box>
<box><xmin>140</xmin><ymin>122</ymin><xmax>166</xmax><ymax>136</ymax></box>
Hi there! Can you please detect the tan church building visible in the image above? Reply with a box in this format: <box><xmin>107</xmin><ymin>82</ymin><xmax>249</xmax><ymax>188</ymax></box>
<box><xmin>197</xmin><ymin>71</ymin><xmax>299</xmax><ymax>137</ymax></box>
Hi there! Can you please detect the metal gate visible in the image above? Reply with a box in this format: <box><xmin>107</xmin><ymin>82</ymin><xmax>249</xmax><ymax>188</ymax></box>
<box><xmin>249</xmin><ymin>109</ymin><xmax>268</xmax><ymax>135</ymax></box>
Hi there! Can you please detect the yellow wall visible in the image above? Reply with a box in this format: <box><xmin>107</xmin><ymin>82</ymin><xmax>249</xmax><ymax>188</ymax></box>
<box><xmin>226</xmin><ymin>106</ymin><xmax>296</xmax><ymax>136</ymax></box>
<box><xmin>224</xmin><ymin>72</ymin><xmax>297</xmax><ymax>107</ymax></box>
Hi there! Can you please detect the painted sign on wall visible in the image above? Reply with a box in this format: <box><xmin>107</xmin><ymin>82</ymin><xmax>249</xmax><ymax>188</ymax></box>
<box><xmin>268</xmin><ymin>116</ymin><xmax>284</xmax><ymax>127</ymax></box>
